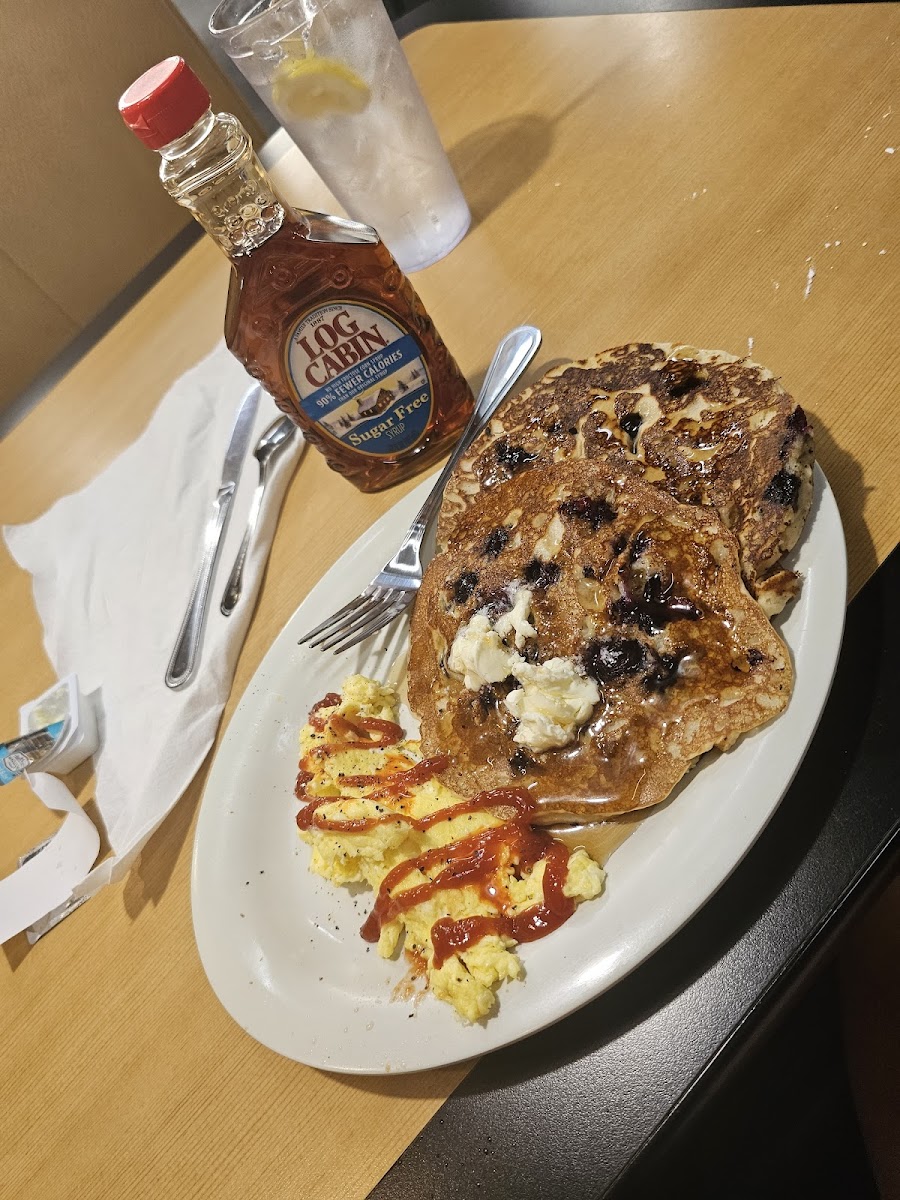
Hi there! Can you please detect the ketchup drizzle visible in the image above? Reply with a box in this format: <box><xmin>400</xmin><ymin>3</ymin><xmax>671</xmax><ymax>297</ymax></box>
<box><xmin>308</xmin><ymin>712</ymin><xmax>404</xmax><ymax>756</ymax></box>
<box><xmin>296</xmin><ymin>778</ymin><xmax>524</xmax><ymax>834</ymax></box>
<box><xmin>297</xmin><ymin>695</ymin><xmax>577</xmax><ymax>969</ymax></box>
<box><xmin>341</xmin><ymin>754</ymin><xmax>450</xmax><ymax>794</ymax></box>
<box><xmin>308</xmin><ymin>693</ymin><xmax>342</xmax><ymax>731</ymax></box>
<box><xmin>358</xmin><ymin>789</ymin><xmax>575</xmax><ymax>968</ymax></box>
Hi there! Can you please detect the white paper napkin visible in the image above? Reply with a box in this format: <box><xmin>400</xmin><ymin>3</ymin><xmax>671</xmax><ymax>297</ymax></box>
<box><xmin>2</xmin><ymin>341</ymin><xmax>305</xmax><ymax>926</ymax></box>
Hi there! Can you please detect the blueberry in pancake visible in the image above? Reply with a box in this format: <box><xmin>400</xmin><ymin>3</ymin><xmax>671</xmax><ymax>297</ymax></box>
<box><xmin>411</xmin><ymin>459</ymin><xmax>793</xmax><ymax>823</ymax></box>
<box><xmin>438</xmin><ymin>343</ymin><xmax>814</xmax><ymax>617</ymax></box>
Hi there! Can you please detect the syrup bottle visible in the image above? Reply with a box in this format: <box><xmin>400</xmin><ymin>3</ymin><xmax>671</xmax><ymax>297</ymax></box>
<box><xmin>119</xmin><ymin>57</ymin><xmax>474</xmax><ymax>491</ymax></box>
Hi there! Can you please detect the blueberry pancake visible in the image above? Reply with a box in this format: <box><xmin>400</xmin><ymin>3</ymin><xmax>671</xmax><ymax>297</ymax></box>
<box><xmin>437</xmin><ymin>343</ymin><xmax>814</xmax><ymax>617</ymax></box>
<box><xmin>410</xmin><ymin>459</ymin><xmax>793</xmax><ymax>823</ymax></box>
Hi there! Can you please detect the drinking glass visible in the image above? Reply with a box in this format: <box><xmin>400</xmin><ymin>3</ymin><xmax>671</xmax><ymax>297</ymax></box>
<box><xmin>209</xmin><ymin>0</ymin><xmax>471</xmax><ymax>272</ymax></box>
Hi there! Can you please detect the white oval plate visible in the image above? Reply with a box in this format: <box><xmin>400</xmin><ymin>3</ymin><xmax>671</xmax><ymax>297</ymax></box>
<box><xmin>192</xmin><ymin>464</ymin><xmax>845</xmax><ymax>1074</ymax></box>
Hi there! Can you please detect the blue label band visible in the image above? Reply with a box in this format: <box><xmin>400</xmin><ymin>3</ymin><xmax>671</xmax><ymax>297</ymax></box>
<box><xmin>285</xmin><ymin>302</ymin><xmax>434</xmax><ymax>458</ymax></box>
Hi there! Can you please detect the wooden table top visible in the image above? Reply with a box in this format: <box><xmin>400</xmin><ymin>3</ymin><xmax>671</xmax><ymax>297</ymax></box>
<box><xmin>1</xmin><ymin>7</ymin><xmax>898</xmax><ymax>1198</ymax></box>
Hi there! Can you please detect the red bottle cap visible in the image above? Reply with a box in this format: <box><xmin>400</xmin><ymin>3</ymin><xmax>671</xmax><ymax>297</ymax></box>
<box><xmin>119</xmin><ymin>57</ymin><xmax>211</xmax><ymax>150</ymax></box>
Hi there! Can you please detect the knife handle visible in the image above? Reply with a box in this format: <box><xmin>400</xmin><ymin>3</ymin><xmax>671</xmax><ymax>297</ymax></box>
<box><xmin>220</xmin><ymin>457</ymin><xmax>268</xmax><ymax>617</ymax></box>
<box><xmin>165</xmin><ymin>486</ymin><xmax>234</xmax><ymax>689</ymax></box>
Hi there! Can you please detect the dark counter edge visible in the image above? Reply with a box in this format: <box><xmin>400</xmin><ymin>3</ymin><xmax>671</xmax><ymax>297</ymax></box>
<box><xmin>368</xmin><ymin>548</ymin><xmax>900</xmax><ymax>1200</ymax></box>
<box><xmin>393</xmin><ymin>0</ymin><xmax>882</xmax><ymax>38</ymax></box>
<box><xmin>609</xmin><ymin>800</ymin><xmax>900</xmax><ymax>1195</ymax></box>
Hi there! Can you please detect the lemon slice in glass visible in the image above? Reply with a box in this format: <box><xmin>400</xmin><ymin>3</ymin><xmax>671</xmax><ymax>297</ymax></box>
<box><xmin>272</xmin><ymin>48</ymin><xmax>371</xmax><ymax>119</ymax></box>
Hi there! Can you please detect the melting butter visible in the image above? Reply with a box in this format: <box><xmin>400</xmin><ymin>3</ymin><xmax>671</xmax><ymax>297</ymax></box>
<box><xmin>446</xmin><ymin>589</ymin><xmax>600</xmax><ymax>754</ymax></box>
<box><xmin>447</xmin><ymin>613</ymin><xmax>520</xmax><ymax>691</ymax></box>
<box><xmin>494</xmin><ymin>587</ymin><xmax>536</xmax><ymax>649</ymax></box>
<box><xmin>504</xmin><ymin>659</ymin><xmax>600</xmax><ymax>753</ymax></box>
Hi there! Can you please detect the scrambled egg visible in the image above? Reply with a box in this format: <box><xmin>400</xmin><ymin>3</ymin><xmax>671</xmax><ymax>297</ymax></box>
<box><xmin>296</xmin><ymin>675</ymin><xmax>605</xmax><ymax>1022</ymax></box>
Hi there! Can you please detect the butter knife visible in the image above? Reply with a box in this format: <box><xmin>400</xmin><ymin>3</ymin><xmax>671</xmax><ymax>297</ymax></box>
<box><xmin>165</xmin><ymin>383</ymin><xmax>261</xmax><ymax>689</ymax></box>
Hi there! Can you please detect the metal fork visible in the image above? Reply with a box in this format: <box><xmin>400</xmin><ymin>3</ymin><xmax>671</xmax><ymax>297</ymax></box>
<box><xmin>298</xmin><ymin>324</ymin><xmax>542</xmax><ymax>653</ymax></box>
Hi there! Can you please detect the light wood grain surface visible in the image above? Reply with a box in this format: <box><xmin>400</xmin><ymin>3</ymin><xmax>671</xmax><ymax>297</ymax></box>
<box><xmin>1</xmin><ymin>7</ymin><xmax>899</xmax><ymax>1198</ymax></box>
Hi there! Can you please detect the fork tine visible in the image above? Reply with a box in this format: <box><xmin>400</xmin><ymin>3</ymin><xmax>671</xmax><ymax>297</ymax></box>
<box><xmin>315</xmin><ymin>591</ymin><xmax>398</xmax><ymax>651</ymax></box>
<box><xmin>314</xmin><ymin>591</ymin><xmax>396</xmax><ymax>650</ymax></box>
<box><xmin>299</xmin><ymin>588</ymin><xmax>378</xmax><ymax>645</ymax></box>
<box><xmin>319</xmin><ymin>588</ymin><xmax>400</xmax><ymax>648</ymax></box>
<box><xmin>329</xmin><ymin>597</ymin><xmax>411</xmax><ymax>654</ymax></box>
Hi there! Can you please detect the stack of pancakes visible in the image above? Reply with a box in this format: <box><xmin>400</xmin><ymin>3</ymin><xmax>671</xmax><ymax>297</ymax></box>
<box><xmin>409</xmin><ymin>343</ymin><xmax>815</xmax><ymax>825</ymax></box>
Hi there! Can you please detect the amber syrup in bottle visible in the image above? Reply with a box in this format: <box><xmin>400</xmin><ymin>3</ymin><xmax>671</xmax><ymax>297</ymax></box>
<box><xmin>119</xmin><ymin>57</ymin><xmax>473</xmax><ymax>492</ymax></box>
